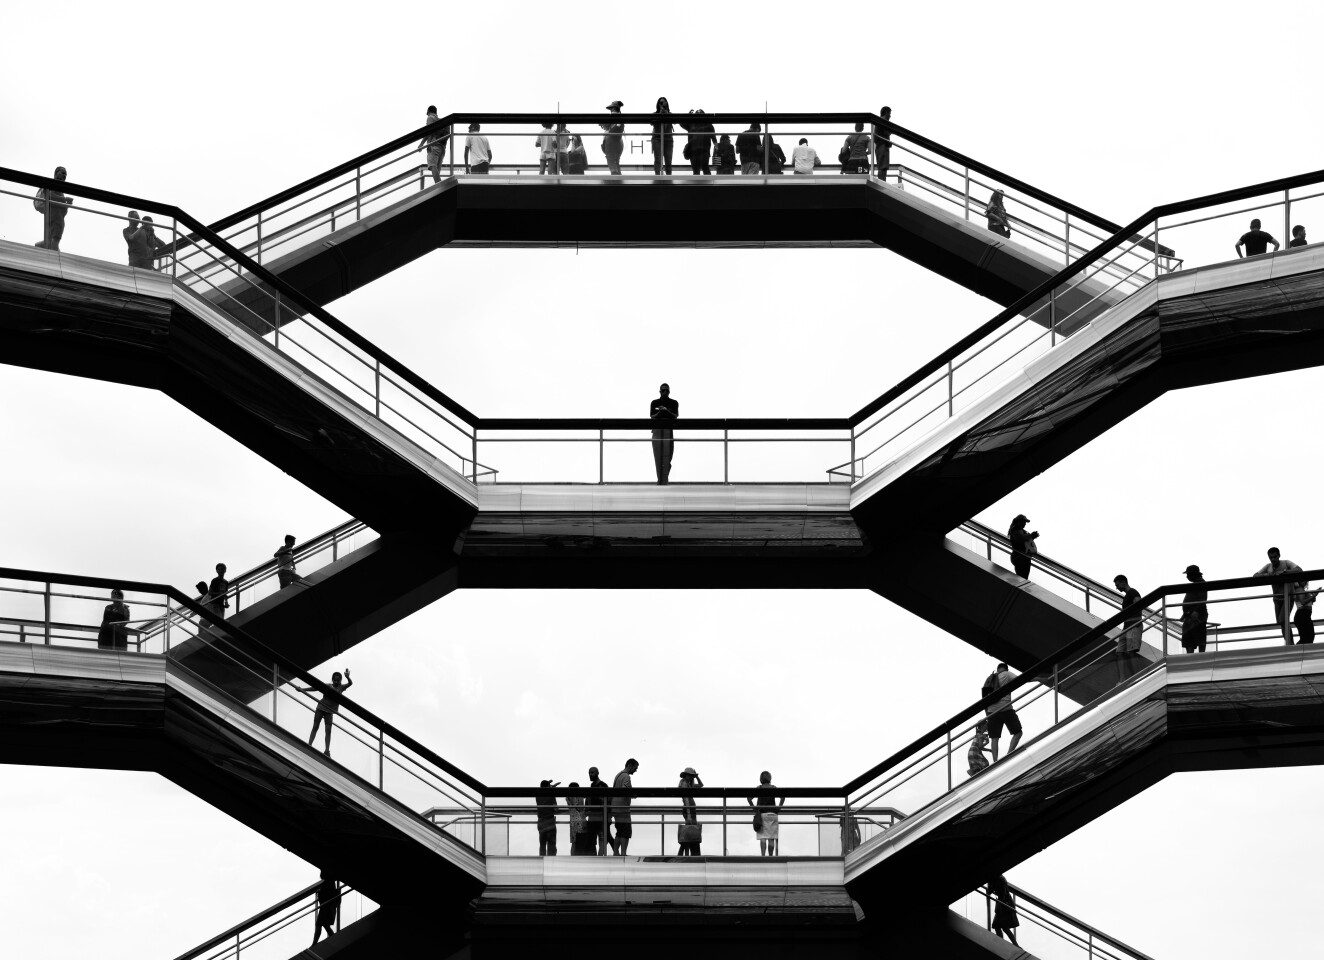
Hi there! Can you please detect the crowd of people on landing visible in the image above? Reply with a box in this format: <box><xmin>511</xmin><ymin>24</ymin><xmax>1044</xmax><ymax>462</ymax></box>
<box><xmin>533</xmin><ymin>761</ymin><xmax>789</xmax><ymax>858</ymax></box>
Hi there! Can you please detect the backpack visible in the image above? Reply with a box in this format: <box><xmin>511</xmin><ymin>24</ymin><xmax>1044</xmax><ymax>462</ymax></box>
<box><xmin>33</xmin><ymin>190</ymin><xmax>46</xmax><ymax>215</ymax></box>
<box><xmin>981</xmin><ymin>672</ymin><xmax>998</xmax><ymax>699</ymax></box>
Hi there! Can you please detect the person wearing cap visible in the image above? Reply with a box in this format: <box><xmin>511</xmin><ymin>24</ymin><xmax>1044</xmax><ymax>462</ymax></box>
<box><xmin>34</xmin><ymin>165</ymin><xmax>70</xmax><ymax>251</ymax></box>
<box><xmin>464</xmin><ymin>122</ymin><xmax>492</xmax><ymax>174</ymax></box>
<box><xmin>417</xmin><ymin>105</ymin><xmax>449</xmax><ymax>184</ymax></box>
<box><xmin>650</xmin><ymin>384</ymin><xmax>678</xmax><ymax>484</ymax></box>
<box><xmin>536</xmin><ymin>779</ymin><xmax>560</xmax><ymax>856</ymax></box>
<box><xmin>1253</xmin><ymin>547</ymin><xmax>1304</xmax><ymax>644</ymax></box>
<box><xmin>600</xmin><ymin>101</ymin><xmax>625</xmax><ymax>175</ymax></box>
<box><xmin>1112</xmin><ymin>575</ymin><xmax>1143</xmax><ymax>661</ymax></box>
<box><xmin>1180</xmin><ymin>565</ymin><xmax>1208</xmax><ymax>654</ymax></box>
<box><xmin>1007</xmin><ymin>514</ymin><xmax>1039</xmax><ymax>579</ymax></box>
<box><xmin>873</xmin><ymin>105</ymin><xmax>892</xmax><ymax>177</ymax></box>
<box><xmin>677</xmin><ymin>767</ymin><xmax>703</xmax><ymax>855</ymax></box>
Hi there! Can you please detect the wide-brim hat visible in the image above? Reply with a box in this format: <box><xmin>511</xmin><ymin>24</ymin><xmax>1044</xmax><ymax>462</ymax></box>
<box><xmin>607</xmin><ymin>100</ymin><xmax>623</xmax><ymax>110</ymax></box>
<box><xmin>679</xmin><ymin>767</ymin><xmax>697</xmax><ymax>777</ymax></box>
<box><xmin>1183</xmin><ymin>564</ymin><xmax>1202</xmax><ymax>576</ymax></box>
<box><xmin>1014</xmin><ymin>514</ymin><xmax>1030</xmax><ymax>523</ymax></box>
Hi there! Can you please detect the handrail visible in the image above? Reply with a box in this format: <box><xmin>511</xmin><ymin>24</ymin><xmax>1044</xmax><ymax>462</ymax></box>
<box><xmin>842</xmin><ymin>566</ymin><xmax>1324</xmax><ymax>795</ymax></box>
<box><xmin>846</xmin><ymin>164</ymin><xmax>1324</xmax><ymax>427</ymax></box>
<box><xmin>0</xmin><ymin>564</ymin><xmax>489</xmax><ymax>795</ymax></box>
<box><xmin>200</xmin><ymin>111</ymin><xmax>1133</xmax><ymax>250</ymax></box>
<box><xmin>1007</xmin><ymin>882</ymin><xmax>1158</xmax><ymax>960</ymax></box>
<box><xmin>170</xmin><ymin>882</ymin><xmax>320</xmax><ymax>960</ymax></box>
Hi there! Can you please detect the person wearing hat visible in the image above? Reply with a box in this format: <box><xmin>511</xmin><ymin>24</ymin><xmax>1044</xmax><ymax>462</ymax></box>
<box><xmin>600</xmin><ymin>101</ymin><xmax>625</xmax><ymax>175</ymax></box>
<box><xmin>677</xmin><ymin>767</ymin><xmax>704</xmax><ymax>855</ymax></box>
<box><xmin>536</xmin><ymin>779</ymin><xmax>560</xmax><ymax>856</ymax></box>
<box><xmin>1007</xmin><ymin>514</ymin><xmax>1039</xmax><ymax>579</ymax></box>
<box><xmin>650</xmin><ymin>383</ymin><xmax>678</xmax><ymax>484</ymax></box>
<box><xmin>1180</xmin><ymin>565</ymin><xmax>1208</xmax><ymax>654</ymax></box>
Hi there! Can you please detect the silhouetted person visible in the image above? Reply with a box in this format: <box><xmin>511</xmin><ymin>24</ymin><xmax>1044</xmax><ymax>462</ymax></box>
<box><xmin>537</xmin><ymin>779</ymin><xmax>560</xmax><ymax>855</ymax></box>
<box><xmin>983</xmin><ymin>663</ymin><xmax>1022</xmax><ymax>760</ymax></box>
<box><xmin>123</xmin><ymin>211</ymin><xmax>142</xmax><ymax>264</ymax></box>
<box><xmin>839</xmin><ymin>810</ymin><xmax>862</xmax><ymax>855</ymax></box>
<box><xmin>612</xmin><ymin>758</ymin><xmax>639</xmax><ymax>854</ymax></box>
<box><xmin>1008</xmin><ymin>514</ymin><xmax>1038</xmax><ymax>579</ymax></box>
<box><xmin>762</xmin><ymin>132</ymin><xmax>786</xmax><ymax>175</ymax></box>
<box><xmin>131</xmin><ymin>216</ymin><xmax>167</xmax><ymax>268</ymax></box>
<box><xmin>651</xmin><ymin>97</ymin><xmax>676</xmax><ymax>175</ymax></box>
<box><xmin>34</xmin><ymin>166</ymin><xmax>70</xmax><ymax>251</ymax></box>
<box><xmin>601</xmin><ymin>101</ymin><xmax>625</xmax><ymax>175</ymax></box>
<box><xmin>650</xmin><ymin>383</ymin><xmax>678</xmax><ymax>484</ymax></box>
<box><xmin>842</xmin><ymin>122</ymin><xmax>871</xmax><ymax>174</ymax></box>
<box><xmin>677</xmin><ymin>766</ymin><xmax>703</xmax><ymax>855</ymax></box>
<box><xmin>679</xmin><ymin>109</ymin><xmax>715</xmax><ymax>175</ymax></box>
<box><xmin>989</xmin><ymin>875</ymin><xmax>1019</xmax><ymax>945</ymax></box>
<box><xmin>464</xmin><ymin>122</ymin><xmax>492</xmax><ymax>174</ymax></box>
<box><xmin>1236</xmin><ymin>218</ymin><xmax>1279</xmax><ymax>258</ymax></box>
<box><xmin>566</xmin><ymin>782</ymin><xmax>589</xmax><ymax>855</ymax></box>
<box><xmin>295</xmin><ymin>669</ymin><xmax>353</xmax><ymax>757</ymax></box>
<box><xmin>713</xmin><ymin>134</ymin><xmax>737</xmax><ymax>175</ymax></box>
<box><xmin>1289</xmin><ymin>225</ymin><xmax>1308</xmax><ymax>248</ymax></box>
<box><xmin>967</xmin><ymin>720</ymin><xmax>990</xmax><ymax>777</ymax></box>
<box><xmin>566</xmin><ymin>135</ymin><xmax>588</xmax><ymax>175</ymax></box>
<box><xmin>1180</xmin><ymin>565</ymin><xmax>1209</xmax><ymax>654</ymax></box>
<box><xmin>1294</xmin><ymin>577</ymin><xmax>1319</xmax><ymax>645</ymax></box>
<box><xmin>555</xmin><ymin>122</ymin><xmax>570</xmax><ymax>175</ymax></box>
<box><xmin>536</xmin><ymin>121</ymin><xmax>557</xmax><ymax>175</ymax></box>
<box><xmin>208</xmin><ymin>563</ymin><xmax>229</xmax><ymax>619</ymax></box>
<box><xmin>418</xmin><ymin>105</ymin><xmax>449</xmax><ymax>184</ymax></box>
<box><xmin>97</xmin><ymin>588</ymin><xmax>130</xmax><ymax>651</ymax></box>
<box><xmin>312</xmin><ymin>871</ymin><xmax>339</xmax><ymax>946</ymax></box>
<box><xmin>736</xmin><ymin>123</ymin><xmax>763</xmax><ymax>175</ymax></box>
<box><xmin>747</xmin><ymin>770</ymin><xmax>786</xmax><ymax>856</ymax></box>
<box><xmin>986</xmin><ymin>189</ymin><xmax>1011</xmax><ymax>238</ymax></box>
<box><xmin>587</xmin><ymin>765</ymin><xmax>612</xmax><ymax>855</ymax></box>
<box><xmin>1113</xmin><ymin>574</ymin><xmax>1143</xmax><ymax>660</ymax></box>
<box><xmin>275</xmin><ymin>534</ymin><xmax>303</xmax><ymax>588</ymax></box>
<box><xmin>873</xmin><ymin>106</ymin><xmax>892</xmax><ymax>177</ymax></box>
<box><xmin>791</xmin><ymin>138</ymin><xmax>822</xmax><ymax>175</ymax></box>
<box><xmin>1255</xmin><ymin>547</ymin><xmax>1303</xmax><ymax>644</ymax></box>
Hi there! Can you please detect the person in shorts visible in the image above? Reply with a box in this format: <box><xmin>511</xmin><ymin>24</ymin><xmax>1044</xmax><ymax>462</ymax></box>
<box><xmin>611</xmin><ymin>758</ymin><xmax>639</xmax><ymax>854</ymax></box>
<box><xmin>983</xmin><ymin>663</ymin><xmax>1022</xmax><ymax>760</ymax></box>
<box><xmin>585</xmin><ymin>766</ymin><xmax>611</xmax><ymax>855</ymax></box>
<box><xmin>294</xmin><ymin>668</ymin><xmax>353</xmax><ymax>757</ymax></box>
<box><xmin>418</xmin><ymin>105</ymin><xmax>449</xmax><ymax>184</ymax></box>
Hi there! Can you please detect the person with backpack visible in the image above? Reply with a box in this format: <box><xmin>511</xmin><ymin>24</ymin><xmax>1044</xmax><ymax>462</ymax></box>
<box><xmin>713</xmin><ymin>134</ymin><xmax>737</xmax><ymax>175</ymax></box>
<box><xmin>1008</xmin><ymin>514</ymin><xmax>1039</xmax><ymax>579</ymax></box>
<box><xmin>762</xmin><ymin>130</ymin><xmax>786</xmax><ymax>175</ymax></box>
<box><xmin>736</xmin><ymin>123</ymin><xmax>763</xmax><ymax>175</ymax></box>
<box><xmin>982</xmin><ymin>663</ymin><xmax>1022</xmax><ymax>761</ymax></box>
<box><xmin>34</xmin><ymin>165</ymin><xmax>70</xmax><ymax>251</ymax></box>
<box><xmin>841</xmin><ymin>122</ymin><xmax>871</xmax><ymax>174</ymax></box>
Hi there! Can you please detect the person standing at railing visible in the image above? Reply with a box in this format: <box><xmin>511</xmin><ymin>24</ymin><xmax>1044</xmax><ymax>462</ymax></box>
<box><xmin>555</xmin><ymin>123</ymin><xmax>571</xmax><ymax>176</ymax></box>
<box><xmin>1293</xmin><ymin>578</ymin><xmax>1320</xmax><ymax>645</ymax></box>
<box><xmin>536</xmin><ymin>121</ymin><xmax>557</xmax><ymax>176</ymax></box>
<box><xmin>1235</xmin><ymin>218</ymin><xmax>1280</xmax><ymax>258</ymax></box>
<box><xmin>566</xmin><ymin>782</ymin><xmax>589</xmax><ymax>854</ymax></box>
<box><xmin>586</xmin><ymin>765</ymin><xmax>612</xmax><ymax>855</ymax></box>
<box><xmin>1113</xmin><ymin>575</ymin><xmax>1144</xmax><ymax>661</ymax></box>
<box><xmin>1180</xmin><ymin>565</ymin><xmax>1209</xmax><ymax>654</ymax></box>
<box><xmin>612</xmin><ymin>759</ymin><xmax>639</xmax><ymax>854</ymax></box>
<box><xmin>208</xmin><ymin>563</ymin><xmax>229</xmax><ymax>619</ymax></box>
<box><xmin>97</xmin><ymin>588</ymin><xmax>130</xmax><ymax>651</ymax></box>
<box><xmin>311</xmin><ymin>870</ymin><xmax>339</xmax><ymax>946</ymax></box>
<box><xmin>982</xmin><ymin>663</ymin><xmax>1022</xmax><ymax>760</ymax></box>
<box><xmin>986</xmin><ymin>190</ymin><xmax>1012</xmax><ymax>239</ymax></box>
<box><xmin>651</xmin><ymin>97</ymin><xmax>676</xmax><ymax>175</ymax></box>
<box><xmin>747</xmin><ymin>771</ymin><xmax>786</xmax><ymax>856</ymax></box>
<box><xmin>1008</xmin><ymin>514</ymin><xmax>1039</xmax><ymax>579</ymax></box>
<box><xmin>873</xmin><ymin>106</ymin><xmax>892</xmax><ymax>177</ymax></box>
<box><xmin>275</xmin><ymin>534</ymin><xmax>306</xmax><ymax>588</ymax></box>
<box><xmin>736</xmin><ymin>123</ymin><xmax>763</xmax><ymax>175</ymax></box>
<box><xmin>762</xmin><ymin>131</ymin><xmax>787</xmax><ymax>175</ymax></box>
<box><xmin>536</xmin><ymin>779</ymin><xmax>560</xmax><ymax>856</ymax></box>
<box><xmin>418</xmin><ymin>106</ymin><xmax>450</xmax><ymax>185</ymax></box>
<box><xmin>33</xmin><ymin>166</ymin><xmax>70</xmax><ymax>251</ymax></box>
<box><xmin>1290</xmin><ymin>225</ymin><xmax>1309</xmax><ymax>248</ymax></box>
<box><xmin>464</xmin><ymin>123</ymin><xmax>492</xmax><ymax>175</ymax></box>
<box><xmin>677</xmin><ymin>767</ymin><xmax>703</xmax><ymax>855</ymax></box>
<box><xmin>842</xmin><ymin>122</ymin><xmax>871</xmax><ymax>175</ymax></box>
<box><xmin>679</xmin><ymin>109</ymin><xmax>715</xmax><ymax>176</ymax></box>
<box><xmin>1254</xmin><ymin>547</ymin><xmax>1304</xmax><ymax>644</ymax></box>
<box><xmin>566</xmin><ymin>136</ymin><xmax>589</xmax><ymax>175</ymax></box>
<box><xmin>650</xmin><ymin>384</ymin><xmax>678</xmax><ymax>484</ymax></box>
<box><xmin>600</xmin><ymin>101</ymin><xmax>625</xmax><ymax>175</ymax></box>
<box><xmin>294</xmin><ymin>669</ymin><xmax>352</xmax><ymax>757</ymax></box>
<box><xmin>713</xmin><ymin>134</ymin><xmax>737</xmax><ymax>176</ymax></box>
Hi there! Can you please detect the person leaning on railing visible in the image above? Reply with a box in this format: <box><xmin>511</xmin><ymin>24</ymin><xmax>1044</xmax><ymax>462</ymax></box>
<box><xmin>713</xmin><ymin>134</ymin><xmax>737</xmax><ymax>175</ymax></box>
<box><xmin>677</xmin><ymin>767</ymin><xmax>703</xmax><ymax>855</ymax></box>
<box><xmin>873</xmin><ymin>106</ymin><xmax>892</xmax><ymax>177</ymax></box>
<box><xmin>97</xmin><ymin>588</ymin><xmax>130</xmax><ymax>651</ymax></box>
<box><xmin>33</xmin><ymin>165</ymin><xmax>70</xmax><ymax>251</ymax></box>
<box><xmin>464</xmin><ymin>123</ymin><xmax>492</xmax><ymax>175</ymax></box>
<box><xmin>986</xmin><ymin>189</ymin><xmax>1012</xmax><ymax>238</ymax></box>
<box><xmin>1179</xmin><ymin>564</ymin><xmax>1208</xmax><ymax>653</ymax></box>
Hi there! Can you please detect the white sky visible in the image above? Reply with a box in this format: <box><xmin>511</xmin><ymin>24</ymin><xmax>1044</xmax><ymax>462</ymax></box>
<box><xmin>4</xmin><ymin>2</ymin><xmax>1324</xmax><ymax>958</ymax></box>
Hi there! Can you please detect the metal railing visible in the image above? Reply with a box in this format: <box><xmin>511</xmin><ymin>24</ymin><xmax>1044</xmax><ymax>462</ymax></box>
<box><xmin>844</xmin><ymin>567</ymin><xmax>1324</xmax><ymax>832</ymax></box>
<box><xmin>953</xmin><ymin>881</ymin><xmax>1157</xmax><ymax>960</ymax></box>
<box><xmin>170</xmin><ymin>881</ymin><xmax>373</xmax><ymax>960</ymax></box>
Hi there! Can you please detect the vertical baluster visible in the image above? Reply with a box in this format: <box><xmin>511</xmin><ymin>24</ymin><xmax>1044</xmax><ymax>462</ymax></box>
<box><xmin>43</xmin><ymin>581</ymin><xmax>51</xmax><ymax>645</ymax></box>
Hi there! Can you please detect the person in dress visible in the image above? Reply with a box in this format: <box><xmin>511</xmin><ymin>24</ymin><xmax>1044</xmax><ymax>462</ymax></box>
<box><xmin>1180</xmin><ymin>564</ymin><xmax>1208</xmax><ymax>653</ymax></box>
<box><xmin>747</xmin><ymin>770</ymin><xmax>786</xmax><ymax>856</ymax></box>
<box><xmin>989</xmin><ymin>875</ymin><xmax>1019</xmax><ymax>945</ymax></box>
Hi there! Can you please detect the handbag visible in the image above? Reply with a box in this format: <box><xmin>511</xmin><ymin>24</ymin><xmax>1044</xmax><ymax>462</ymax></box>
<box><xmin>678</xmin><ymin>822</ymin><xmax>702</xmax><ymax>843</ymax></box>
<box><xmin>838</xmin><ymin>146</ymin><xmax>850</xmax><ymax>164</ymax></box>
<box><xmin>753</xmin><ymin>811</ymin><xmax>763</xmax><ymax>833</ymax></box>
<box><xmin>683</xmin><ymin>142</ymin><xmax>692</xmax><ymax>160</ymax></box>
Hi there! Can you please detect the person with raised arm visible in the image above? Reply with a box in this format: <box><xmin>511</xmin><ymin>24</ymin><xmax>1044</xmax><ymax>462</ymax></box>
<box><xmin>293</xmin><ymin>669</ymin><xmax>353</xmax><ymax>758</ymax></box>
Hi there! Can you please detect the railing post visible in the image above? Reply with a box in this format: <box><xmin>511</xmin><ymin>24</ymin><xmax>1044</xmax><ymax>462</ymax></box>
<box><xmin>377</xmin><ymin>729</ymin><xmax>385</xmax><ymax>790</ymax></box>
<box><xmin>480</xmin><ymin>798</ymin><xmax>487</xmax><ymax>855</ymax></box>
<box><xmin>1064</xmin><ymin>214</ymin><xmax>1071</xmax><ymax>266</ymax></box>
<box><xmin>355</xmin><ymin>166</ymin><xmax>362</xmax><ymax>220</ymax></box>
<box><xmin>947</xmin><ymin>361</ymin><xmax>954</xmax><ymax>416</ymax></box>
<box><xmin>763</xmin><ymin>122</ymin><xmax>769</xmax><ymax>177</ymax></box>
<box><xmin>273</xmin><ymin>291</ymin><xmax>281</xmax><ymax>349</ymax></box>
<box><xmin>1284</xmin><ymin>189</ymin><xmax>1292</xmax><ymax>255</ymax></box>
<box><xmin>472</xmin><ymin>435</ymin><xmax>478</xmax><ymax>483</ymax></box>
<box><xmin>1162</xmin><ymin>598</ymin><xmax>1169</xmax><ymax>657</ymax></box>
<box><xmin>1088</xmin><ymin>931</ymin><xmax>1095</xmax><ymax>959</ymax></box>
<box><xmin>41</xmin><ymin>581</ymin><xmax>52</xmax><ymax>645</ymax></box>
<box><xmin>722</xmin><ymin>800</ymin><xmax>728</xmax><ymax>855</ymax></box>
<box><xmin>450</xmin><ymin>125</ymin><xmax>456</xmax><ymax>178</ymax></box>
<box><xmin>723</xmin><ymin>428</ymin><xmax>729</xmax><ymax>484</ymax></box>
<box><xmin>963</xmin><ymin>167</ymin><xmax>971</xmax><ymax>220</ymax></box>
<box><xmin>660</xmin><ymin>809</ymin><xmax>664</xmax><ymax>855</ymax></box>
<box><xmin>256</xmin><ymin>211</ymin><xmax>263</xmax><ymax>266</ymax></box>
<box><xmin>374</xmin><ymin>359</ymin><xmax>381</xmax><ymax>418</ymax></box>
<box><xmin>171</xmin><ymin>217</ymin><xmax>178</xmax><ymax>279</ymax></box>
<box><xmin>1053</xmin><ymin>663</ymin><xmax>1060</xmax><ymax>724</ymax></box>
<box><xmin>986</xmin><ymin>886</ymin><xmax>992</xmax><ymax>930</ymax></box>
<box><xmin>599</xmin><ymin>429</ymin><xmax>604</xmax><ymax>484</ymax></box>
<box><xmin>1153</xmin><ymin>225</ymin><xmax>1161</xmax><ymax>279</ymax></box>
<box><xmin>332</xmin><ymin>532</ymin><xmax>339</xmax><ymax>562</ymax></box>
<box><xmin>272</xmin><ymin>663</ymin><xmax>279</xmax><ymax>723</ymax></box>
<box><xmin>945</xmin><ymin>730</ymin><xmax>953</xmax><ymax>791</ymax></box>
<box><xmin>1049</xmin><ymin>288</ymin><xmax>1057</xmax><ymax>346</ymax></box>
<box><xmin>236</xmin><ymin>931</ymin><xmax>241</xmax><ymax>958</ymax></box>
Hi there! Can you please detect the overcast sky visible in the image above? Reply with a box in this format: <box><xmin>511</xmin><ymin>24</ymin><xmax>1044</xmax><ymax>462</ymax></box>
<box><xmin>4</xmin><ymin>2</ymin><xmax>1324</xmax><ymax>958</ymax></box>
